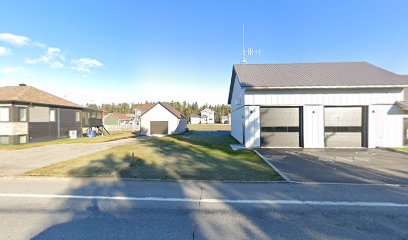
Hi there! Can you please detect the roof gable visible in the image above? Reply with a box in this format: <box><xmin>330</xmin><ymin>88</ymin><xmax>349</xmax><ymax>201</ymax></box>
<box><xmin>139</xmin><ymin>102</ymin><xmax>185</xmax><ymax>119</ymax></box>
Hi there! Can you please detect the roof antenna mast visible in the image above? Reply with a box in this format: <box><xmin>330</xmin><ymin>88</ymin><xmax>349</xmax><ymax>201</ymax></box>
<box><xmin>240</xmin><ymin>24</ymin><xmax>261</xmax><ymax>64</ymax></box>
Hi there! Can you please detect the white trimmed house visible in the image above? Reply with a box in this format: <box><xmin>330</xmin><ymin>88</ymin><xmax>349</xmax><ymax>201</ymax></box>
<box><xmin>200</xmin><ymin>108</ymin><xmax>215</xmax><ymax>124</ymax></box>
<box><xmin>228</xmin><ymin>62</ymin><xmax>408</xmax><ymax>148</ymax></box>
<box><xmin>139</xmin><ymin>102</ymin><xmax>186</xmax><ymax>135</ymax></box>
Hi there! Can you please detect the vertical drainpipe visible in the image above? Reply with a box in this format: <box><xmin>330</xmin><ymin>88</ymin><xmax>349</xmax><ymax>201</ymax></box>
<box><xmin>57</xmin><ymin>108</ymin><xmax>61</xmax><ymax>138</ymax></box>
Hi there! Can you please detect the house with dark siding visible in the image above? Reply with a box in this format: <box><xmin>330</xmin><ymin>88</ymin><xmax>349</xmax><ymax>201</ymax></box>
<box><xmin>0</xmin><ymin>84</ymin><xmax>102</xmax><ymax>144</ymax></box>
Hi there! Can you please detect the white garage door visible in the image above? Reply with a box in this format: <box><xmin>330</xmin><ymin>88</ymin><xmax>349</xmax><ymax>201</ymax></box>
<box><xmin>260</xmin><ymin>107</ymin><xmax>302</xmax><ymax>147</ymax></box>
<box><xmin>324</xmin><ymin>107</ymin><xmax>365</xmax><ymax>147</ymax></box>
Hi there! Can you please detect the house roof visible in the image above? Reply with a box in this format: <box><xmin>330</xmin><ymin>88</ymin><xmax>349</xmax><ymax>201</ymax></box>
<box><xmin>161</xmin><ymin>102</ymin><xmax>185</xmax><ymax>119</ymax></box>
<box><xmin>111</xmin><ymin>113</ymin><xmax>133</xmax><ymax>120</ymax></box>
<box><xmin>228</xmin><ymin>62</ymin><xmax>408</xmax><ymax>104</ymax></box>
<box><xmin>0</xmin><ymin>85</ymin><xmax>83</xmax><ymax>109</ymax></box>
<box><xmin>139</xmin><ymin>102</ymin><xmax>185</xmax><ymax>119</ymax></box>
<box><xmin>134</xmin><ymin>103</ymin><xmax>155</xmax><ymax>111</ymax></box>
<box><xmin>201</xmin><ymin>108</ymin><xmax>214</xmax><ymax>113</ymax></box>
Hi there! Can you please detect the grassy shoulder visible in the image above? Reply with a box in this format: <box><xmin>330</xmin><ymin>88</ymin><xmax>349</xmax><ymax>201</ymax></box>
<box><xmin>187</xmin><ymin>124</ymin><xmax>231</xmax><ymax>131</ymax></box>
<box><xmin>393</xmin><ymin>148</ymin><xmax>408</xmax><ymax>152</ymax></box>
<box><xmin>24</xmin><ymin>134</ymin><xmax>281</xmax><ymax>181</ymax></box>
<box><xmin>0</xmin><ymin>132</ymin><xmax>135</xmax><ymax>151</ymax></box>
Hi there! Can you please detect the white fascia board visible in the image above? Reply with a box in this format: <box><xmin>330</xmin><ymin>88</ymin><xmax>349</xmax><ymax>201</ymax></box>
<box><xmin>243</xmin><ymin>85</ymin><xmax>408</xmax><ymax>90</ymax></box>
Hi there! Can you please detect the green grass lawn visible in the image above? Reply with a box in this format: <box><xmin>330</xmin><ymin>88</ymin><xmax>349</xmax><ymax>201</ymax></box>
<box><xmin>0</xmin><ymin>132</ymin><xmax>136</xmax><ymax>151</ymax></box>
<box><xmin>24</xmin><ymin>134</ymin><xmax>282</xmax><ymax>181</ymax></box>
<box><xmin>187</xmin><ymin>124</ymin><xmax>231</xmax><ymax>131</ymax></box>
<box><xmin>393</xmin><ymin>148</ymin><xmax>408</xmax><ymax>152</ymax></box>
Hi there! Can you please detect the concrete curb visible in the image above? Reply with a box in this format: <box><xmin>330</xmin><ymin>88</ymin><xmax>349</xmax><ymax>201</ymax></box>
<box><xmin>3</xmin><ymin>176</ymin><xmax>407</xmax><ymax>187</ymax></box>
<box><xmin>5</xmin><ymin>175</ymin><xmax>287</xmax><ymax>184</ymax></box>
<box><xmin>253</xmin><ymin>150</ymin><xmax>290</xmax><ymax>182</ymax></box>
<box><xmin>376</xmin><ymin>147</ymin><xmax>408</xmax><ymax>155</ymax></box>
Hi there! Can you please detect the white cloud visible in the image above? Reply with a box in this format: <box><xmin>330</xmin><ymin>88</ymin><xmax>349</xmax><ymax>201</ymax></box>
<box><xmin>0</xmin><ymin>46</ymin><xmax>10</xmax><ymax>56</ymax></box>
<box><xmin>25</xmin><ymin>47</ymin><xmax>65</xmax><ymax>69</ymax></box>
<box><xmin>0</xmin><ymin>66</ymin><xmax>26</xmax><ymax>75</ymax></box>
<box><xmin>71</xmin><ymin>58</ymin><xmax>103</xmax><ymax>73</ymax></box>
<box><xmin>0</xmin><ymin>33</ymin><xmax>31</xmax><ymax>46</ymax></box>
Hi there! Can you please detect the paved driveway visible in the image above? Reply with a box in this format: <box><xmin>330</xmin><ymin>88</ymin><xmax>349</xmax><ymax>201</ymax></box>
<box><xmin>0</xmin><ymin>138</ymin><xmax>135</xmax><ymax>177</ymax></box>
<box><xmin>256</xmin><ymin>148</ymin><xmax>408</xmax><ymax>184</ymax></box>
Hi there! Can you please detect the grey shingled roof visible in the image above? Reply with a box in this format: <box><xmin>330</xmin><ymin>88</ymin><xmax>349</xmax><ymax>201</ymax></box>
<box><xmin>228</xmin><ymin>62</ymin><xmax>408</xmax><ymax>104</ymax></box>
<box><xmin>233</xmin><ymin>62</ymin><xmax>408</xmax><ymax>88</ymax></box>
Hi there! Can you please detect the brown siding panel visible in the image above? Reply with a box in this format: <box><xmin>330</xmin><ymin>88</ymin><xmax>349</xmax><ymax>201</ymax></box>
<box><xmin>29</xmin><ymin>122</ymin><xmax>51</xmax><ymax>143</ymax></box>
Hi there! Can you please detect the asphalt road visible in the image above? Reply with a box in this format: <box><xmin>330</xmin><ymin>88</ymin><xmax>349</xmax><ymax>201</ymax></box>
<box><xmin>0</xmin><ymin>178</ymin><xmax>407</xmax><ymax>240</ymax></box>
<box><xmin>0</xmin><ymin>138</ymin><xmax>135</xmax><ymax>176</ymax></box>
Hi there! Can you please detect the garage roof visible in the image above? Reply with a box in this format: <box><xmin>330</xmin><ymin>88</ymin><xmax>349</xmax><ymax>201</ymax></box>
<box><xmin>228</xmin><ymin>62</ymin><xmax>408</xmax><ymax>103</ymax></box>
<box><xmin>0</xmin><ymin>85</ymin><xmax>83</xmax><ymax>109</ymax></box>
<box><xmin>139</xmin><ymin>102</ymin><xmax>185</xmax><ymax>119</ymax></box>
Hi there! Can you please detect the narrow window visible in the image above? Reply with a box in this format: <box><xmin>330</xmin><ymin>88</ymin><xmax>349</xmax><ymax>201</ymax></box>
<box><xmin>0</xmin><ymin>107</ymin><xmax>9</xmax><ymax>122</ymax></box>
<box><xmin>19</xmin><ymin>135</ymin><xmax>27</xmax><ymax>144</ymax></box>
<box><xmin>75</xmin><ymin>112</ymin><xmax>80</xmax><ymax>122</ymax></box>
<box><xmin>0</xmin><ymin>136</ymin><xmax>9</xmax><ymax>144</ymax></box>
<box><xmin>18</xmin><ymin>107</ymin><xmax>27</xmax><ymax>122</ymax></box>
<box><xmin>50</xmin><ymin>110</ymin><xmax>56</xmax><ymax>122</ymax></box>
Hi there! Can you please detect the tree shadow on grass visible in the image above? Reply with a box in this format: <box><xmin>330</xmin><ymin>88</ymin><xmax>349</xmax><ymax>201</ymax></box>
<box><xmin>60</xmin><ymin>135</ymin><xmax>281</xmax><ymax>181</ymax></box>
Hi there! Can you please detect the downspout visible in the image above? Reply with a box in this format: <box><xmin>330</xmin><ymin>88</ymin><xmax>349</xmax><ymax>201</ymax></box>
<box><xmin>57</xmin><ymin>108</ymin><xmax>61</xmax><ymax>138</ymax></box>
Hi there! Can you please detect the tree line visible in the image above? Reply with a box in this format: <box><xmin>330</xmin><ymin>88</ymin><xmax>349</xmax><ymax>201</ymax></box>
<box><xmin>85</xmin><ymin>101</ymin><xmax>231</xmax><ymax>123</ymax></box>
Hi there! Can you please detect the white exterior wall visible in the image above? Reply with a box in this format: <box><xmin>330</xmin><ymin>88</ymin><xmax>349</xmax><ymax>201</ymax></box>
<box><xmin>230</xmin><ymin>75</ymin><xmax>245</xmax><ymax>144</ymax></box>
<box><xmin>368</xmin><ymin>104</ymin><xmax>403</xmax><ymax>148</ymax></box>
<box><xmin>231</xmin><ymin>107</ymin><xmax>244</xmax><ymax>144</ymax></box>
<box><xmin>230</xmin><ymin>78</ymin><xmax>406</xmax><ymax>148</ymax></box>
<box><xmin>140</xmin><ymin>104</ymin><xmax>186</xmax><ymax>135</ymax></box>
<box><xmin>303</xmin><ymin>105</ymin><xmax>325</xmax><ymax>148</ymax></box>
<box><xmin>190</xmin><ymin>117</ymin><xmax>201</xmax><ymax>124</ymax></box>
<box><xmin>176</xmin><ymin>119</ymin><xmax>187</xmax><ymax>134</ymax></box>
<box><xmin>244</xmin><ymin>106</ymin><xmax>260</xmax><ymax>148</ymax></box>
<box><xmin>245</xmin><ymin>88</ymin><xmax>402</xmax><ymax>106</ymax></box>
<box><xmin>0</xmin><ymin>122</ymin><xmax>28</xmax><ymax>135</ymax></box>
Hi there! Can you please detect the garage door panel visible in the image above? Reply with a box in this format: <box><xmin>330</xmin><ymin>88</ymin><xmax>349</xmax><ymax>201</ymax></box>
<box><xmin>325</xmin><ymin>132</ymin><xmax>361</xmax><ymax>147</ymax></box>
<box><xmin>261</xmin><ymin>132</ymin><xmax>299</xmax><ymax>147</ymax></box>
<box><xmin>261</xmin><ymin>107</ymin><xmax>301</xmax><ymax>147</ymax></box>
<box><xmin>150</xmin><ymin>121</ymin><xmax>168</xmax><ymax>135</ymax></box>
<box><xmin>324</xmin><ymin>107</ymin><xmax>364</xmax><ymax>147</ymax></box>
<box><xmin>260</xmin><ymin>108</ymin><xmax>299</xmax><ymax>127</ymax></box>
<box><xmin>325</xmin><ymin>107</ymin><xmax>362</xmax><ymax>126</ymax></box>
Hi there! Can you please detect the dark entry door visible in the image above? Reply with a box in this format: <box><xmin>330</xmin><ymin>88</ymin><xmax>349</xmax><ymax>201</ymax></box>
<box><xmin>260</xmin><ymin>107</ymin><xmax>302</xmax><ymax>147</ymax></box>
<box><xmin>150</xmin><ymin>121</ymin><xmax>168</xmax><ymax>134</ymax></box>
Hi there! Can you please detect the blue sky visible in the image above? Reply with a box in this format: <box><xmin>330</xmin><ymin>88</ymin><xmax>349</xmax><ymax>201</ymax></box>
<box><xmin>1</xmin><ymin>0</ymin><xmax>408</xmax><ymax>105</ymax></box>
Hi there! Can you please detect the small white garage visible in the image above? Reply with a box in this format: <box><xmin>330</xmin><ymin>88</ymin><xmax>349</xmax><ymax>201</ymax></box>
<box><xmin>228</xmin><ymin>62</ymin><xmax>408</xmax><ymax>148</ymax></box>
<box><xmin>139</xmin><ymin>102</ymin><xmax>186</xmax><ymax>135</ymax></box>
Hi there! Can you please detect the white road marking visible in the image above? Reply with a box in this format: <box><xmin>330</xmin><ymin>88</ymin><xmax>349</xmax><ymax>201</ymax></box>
<box><xmin>0</xmin><ymin>193</ymin><xmax>407</xmax><ymax>207</ymax></box>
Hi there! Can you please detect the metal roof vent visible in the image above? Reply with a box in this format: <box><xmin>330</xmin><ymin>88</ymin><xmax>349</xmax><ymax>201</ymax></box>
<box><xmin>19</xmin><ymin>83</ymin><xmax>27</xmax><ymax>86</ymax></box>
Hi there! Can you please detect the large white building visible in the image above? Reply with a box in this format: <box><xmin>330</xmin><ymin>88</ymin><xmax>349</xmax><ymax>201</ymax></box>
<box><xmin>228</xmin><ymin>62</ymin><xmax>408</xmax><ymax>148</ymax></box>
